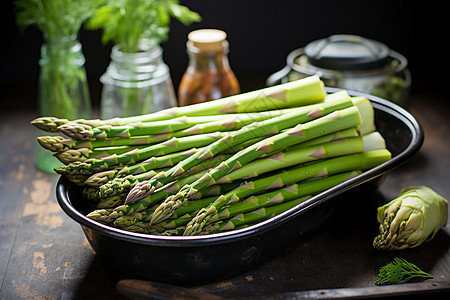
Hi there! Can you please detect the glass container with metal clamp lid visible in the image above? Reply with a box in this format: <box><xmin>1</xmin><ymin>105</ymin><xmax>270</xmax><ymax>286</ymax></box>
<box><xmin>178</xmin><ymin>29</ymin><xmax>240</xmax><ymax>106</ymax></box>
<box><xmin>266</xmin><ymin>34</ymin><xmax>411</xmax><ymax>108</ymax></box>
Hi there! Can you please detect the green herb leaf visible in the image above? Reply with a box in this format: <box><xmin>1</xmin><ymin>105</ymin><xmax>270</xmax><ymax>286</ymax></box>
<box><xmin>375</xmin><ymin>257</ymin><xmax>432</xmax><ymax>285</ymax></box>
<box><xmin>86</xmin><ymin>0</ymin><xmax>201</xmax><ymax>52</ymax></box>
<box><xmin>14</xmin><ymin>0</ymin><xmax>105</xmax><ymax>39</ymax></box>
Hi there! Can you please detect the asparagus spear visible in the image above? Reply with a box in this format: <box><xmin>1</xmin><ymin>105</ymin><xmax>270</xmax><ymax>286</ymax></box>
<box><xmin>277</xmin><ymin>96</ymin><xmax>374</xmax><ymax>153</ymax></box>
<box><xmin>283</xmin><ymin>127</ymin><xmax>359</xmax><ymax>150</ymax></box>
<box><xmin>87</xmin><ymin>169</ymin><xmax>219</xmax><ymax>222</ymax></box>
<box><xmin>121</xmin><ymin>222</ymin><xmax>185</xmax><ymax>236</ymax></box>
<box><xmin>85</xmin><ymin>208</ymin><xmax>115</xmax><ymax>224</ymax></box>
<box><xmin>200</xmin><ymin>196</ymin><xmax>309</xmax><ymax>235</ymax></box>
<box><xmin>159</xmin><ymin>197</ymin><xmax>222</xmax><ymax>229</ymax></box>
<box><xmin>200</xmin><ymin>171</ymin><xmax>363</xmax><ymax>235</ymax></box>
<box><xmin>37</xmin><ymin>135</ymin><xmax>73</xmax><ymax>152</ymax></box>
<box><xmin>113</xmin><ymin>183</ymin><xmax>239</xmax><ymax>229</ymax></box>
<box><xmin>90</xmin><ymin>179</ymin><xmax>241</xmax><ymax>225</ymax></box>
<box><xmin>87</xmin><ymin>155</ymin><xmax>249</xmax><ymax>223</ymax></box>
<box><xmin>97</xmin><ymin>154</ymin><xmax>233</xmax><ymax>199</ymax></box>
<box><xmin>88</xmin><ymin>146</ymin><xmax>390</xmax><ymax>222</ymax></box>
<box><xmin>31</xmin><ymin>117</ymin><xmax>73</xmax><ymax>133</ymax></box>
<box><xmin>54</xmin><ymin>145</ymin><xmax>149</xmax><ymax>164</ymax></box>
<box><xmin>122</xmin><ymin>94</ymin><xmax>355</xmax><ymax>197</ymax></box>
<box><xmin>31</xmin><ymin>75</ymin><xmax>326</xmax><ymax>132</ymax></box>
<box><xmin>96</xmin><ymin>194</ymin><xmax>127</xmax><ymax>209</ymax></box>
<box><xmin>113</xmin><ymin>209</ymin><xmax>156</xmax><ymax>228</ymax></box>
<box><xmin>95</xmin><ymin>171</ymin><xmax>164</xmax><ymax>200</ymax></box>
<box><xmin>149</xmin><ymin>105</ymin><xmax>363</xmax><ymax>224</ymax></box>
<box><xmin>170</xmin><ymin>91</ymin><xmax>352</xmax><ymax>137</ymax></box>
<box><xmin>36</xmin><ymin>110</ymin><xmax>289</xmax><ymax>151</ymax></box>
<box><xmin>83</xmin><ymin>149</ymin><xmax>198</xmax><ymax>187</ymax></box>
<box><xmin>215</xmin><ymin>132</ymin><xmax>385</xmax><ymax>183</ymax></box>
<box><xmin>182</xmin><ymin>149</ymin><xmax>391</xmax><ymax>235</ymax></box>
<box><xmin>87</xmin><ymin>144</ymin><xmax>390</xmax><ymax>226</ymax></box>
<box><xmin>119</xmin><ymin>214</ymin><xmax>188</xmax><ymax>234</ymax></box>
<box><xmin>55</xmin><ymin>133</ymin><xmax>262</xmax><ymax>180</ymax></box>
<box><xmin>145</xmin><ymin>170</ymin><xmax>359</xmax><ymax>235</ymax></box>
<box><xmin>57</xmin><ymin>113</ymin><xmax>279</xmax><ymax>141</ymax></box>
<box><xmin>205</xmin><ymin>171</ymin><xmax>362</xmax><ymax>226</ymax></box>
<box><xmin>37</xmin><ymin>108</ymin><xmax>286</xmax><ymax>152</ymax></box>
<box><xmin>37</xmin><ymin>133</ymin><xmax>177</xmax><ymax>152</ymax></box>
<box><xmin>125</xmin><ymin>95</ymin><xmax>357</xmax><ymax>205</ymax></box>
<box><xmin>83</xmin><ymin>141</ymin><xmax>252</xmax><ymax>189</ymax></box>
<box><xmin>351</xmin><ymin>96</ymin><xmax>376</xmax><ymax>135</ymax></box>
<box><xmin>36</xmin><ymin>108</ymin><xmax>314</xmax><ymax>152</ymax></box>
<box><xmin>54</xmin><ymin>132</ymin><xmax>226</xmax><ymax>178</ymax></box>
<box><xmin>114</xmin><ymin>136</ymin><xmax>264</xmax><ymax>180</ymax></box>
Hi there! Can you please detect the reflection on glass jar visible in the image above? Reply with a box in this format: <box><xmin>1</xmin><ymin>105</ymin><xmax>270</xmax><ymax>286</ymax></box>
<box><xmin>36</xmin><ymin>34</ymin><xmax>92</xmax><ymax>173</ymax></box>
<box><xmin>267</xmin><ymin>35</ymin><xmax>411</xmax><ymax>108</ymax></box>
<box><xmin>100</xmin><ymin>40</ymin><xmax>177</xmax><ymax>119</ymax></box>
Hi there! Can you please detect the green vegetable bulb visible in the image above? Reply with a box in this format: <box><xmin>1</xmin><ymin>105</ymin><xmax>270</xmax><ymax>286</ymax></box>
<box><xmin>373</xmin><ymin>186</ymin><xmax>448</xmax><ymax>250</ymax></box>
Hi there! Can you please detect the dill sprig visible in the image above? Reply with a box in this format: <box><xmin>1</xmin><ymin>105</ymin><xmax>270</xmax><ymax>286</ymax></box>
<box><xmin>86</xmin><ymin>0</ymin><xmax>201</xmax><ymax>53</ymax></box>
<box><xmin>375</xmin><ymin>257</ymin><xmax>433</xmax><ymax>285</ymax></box>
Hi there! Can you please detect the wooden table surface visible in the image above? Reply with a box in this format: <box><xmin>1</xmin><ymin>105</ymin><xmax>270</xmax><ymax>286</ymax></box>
<box><xmin>0</xmin><ymin>91</ymin><xmax>449</xmax><ymax>299</ymax></box>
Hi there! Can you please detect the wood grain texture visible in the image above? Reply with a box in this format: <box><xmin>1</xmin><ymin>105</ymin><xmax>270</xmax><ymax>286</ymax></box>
<box><xmin>0</xmin><ymin>92</ymin><xmax>448</xmax><ymax>299</ymax></box>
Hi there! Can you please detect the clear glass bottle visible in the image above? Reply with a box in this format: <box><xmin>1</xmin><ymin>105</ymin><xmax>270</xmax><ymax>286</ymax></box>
<box><xmin>100</xmin><ymin>40</ymin><xmax>177</xmax><ymax>119</ymax></box>
<box><xmin>36</xmin><ymin>34</ymin><xmax>92</xmax><ymax>173</ymax></box>
<box><xmin>178</xmin><ymin>29</ymin><xmax>240</xmax><ymax>106</ymax></box>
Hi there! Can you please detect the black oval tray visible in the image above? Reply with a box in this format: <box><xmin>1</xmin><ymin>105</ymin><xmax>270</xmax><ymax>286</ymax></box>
<box><xmin>56</xmin><ymin>89</ymin><xmax>423</xmax><ymax>285</ymax></box>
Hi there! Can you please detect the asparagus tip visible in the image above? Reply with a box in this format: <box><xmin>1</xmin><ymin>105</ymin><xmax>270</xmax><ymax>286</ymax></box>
<box><xmin>58</xmin><ymin>123</ymin><xmax>94</xmax><ymax>141</ymax></box>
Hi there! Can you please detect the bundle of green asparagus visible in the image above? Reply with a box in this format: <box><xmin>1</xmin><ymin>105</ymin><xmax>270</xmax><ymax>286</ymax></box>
<box><xmin>32</xmin><ymin>76</ymin><xmax>392</xmax><ymax>236</ymax></box>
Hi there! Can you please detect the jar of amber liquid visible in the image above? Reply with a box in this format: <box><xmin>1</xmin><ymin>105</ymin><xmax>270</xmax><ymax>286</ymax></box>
<box><xmin>178</xmin><ymin>29</ymin><xmax>240</xmax><ymax>106</ymax></box>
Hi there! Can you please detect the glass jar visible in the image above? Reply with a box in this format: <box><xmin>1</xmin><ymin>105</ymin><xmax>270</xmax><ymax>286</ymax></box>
<box><xmin>178</xmin><ymin>29</ymin><xmax>240</xmax><ymax>106</ymax></box>
<box><xmin>36</xmin><ymin>34</ymin><xmax>92</xmax><ymax>173</ymax></box>
<box><xmin>266</xmin><ymin>34</ymin><xmax>411</xmax><ymax>108</ymax></box>
<box><xmin>100</xmin><ymin>40</ymin><xmax>177</xmax><ymax>119</ymax></box>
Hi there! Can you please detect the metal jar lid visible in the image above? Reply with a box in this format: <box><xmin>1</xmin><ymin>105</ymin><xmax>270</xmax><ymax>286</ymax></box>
<box><xmin>304</xmin><ymin>34</ymin><xmax>391</xmax><ymax>71</ymax></box>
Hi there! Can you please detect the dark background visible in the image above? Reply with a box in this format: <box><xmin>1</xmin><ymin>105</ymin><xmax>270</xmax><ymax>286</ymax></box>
<box><xmin>1</xmin><ymin>0</ymin><xmax>447</xmax><ymax>112</ymax></box>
